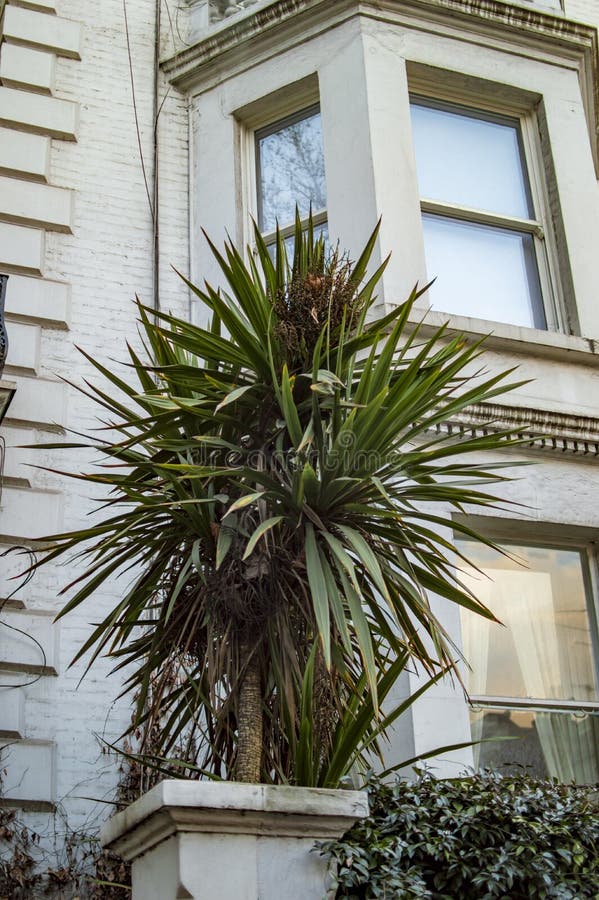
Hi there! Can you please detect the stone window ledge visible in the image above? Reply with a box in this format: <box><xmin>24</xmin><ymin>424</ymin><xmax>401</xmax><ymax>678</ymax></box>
<box><xmin>405</xmin><ymin>307</ymin><xmax>599</xmax><ymax>367</ymax></box>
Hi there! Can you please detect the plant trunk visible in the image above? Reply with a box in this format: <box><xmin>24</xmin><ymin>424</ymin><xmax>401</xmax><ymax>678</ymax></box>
<box><xmin>235</xmin><ymin>642</ymin><xmax>263</xmax><ymax>782</ymax></box>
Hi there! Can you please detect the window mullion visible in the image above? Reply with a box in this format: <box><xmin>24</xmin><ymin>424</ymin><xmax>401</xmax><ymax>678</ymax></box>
<box><xmin>261</xmin><ymin>209</ymin><xmax>327</xmax><ymax>246</ymax></box>
<box><xmin>469</xmin><ymin>695</ymin><xmax>599</xmax><ymax>714</ymax></box>
<box><xmin>420</xmin><ymin>198</ymin><xmax>543</xmax><ymax>239</ymax></box>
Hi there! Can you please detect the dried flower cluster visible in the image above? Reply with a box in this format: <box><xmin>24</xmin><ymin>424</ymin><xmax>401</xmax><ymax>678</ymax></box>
<box><xmin>274</xmin><ymin>254</ymin><xmax>362</xmax><ymax>369</ymax></box>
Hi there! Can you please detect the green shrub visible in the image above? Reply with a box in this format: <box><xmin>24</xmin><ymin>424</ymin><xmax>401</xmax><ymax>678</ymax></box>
<box><xmin>320</xmin><ymin>771</ymin><xmax>599</xmax><ymax>899</ymax></box>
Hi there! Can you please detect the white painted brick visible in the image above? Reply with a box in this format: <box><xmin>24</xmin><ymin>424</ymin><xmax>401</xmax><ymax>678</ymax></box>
<box><xmin>0</xmin><ymin>608</ymin><xmax>58</xmax><ymax>672</ymax></box>
<box><xmin>1</xmin><ymin>422</ymin><xmax>65</xmax><ymax>489</ymax></box>
<box><xmin>3</xmin><ymin>6</ymin><xmax>82</xmax><ymax>60</ymax></box>
<box><xmin>0</xmin><ymin>127</ymin><xmax>50</xmax><ymax>181</ymax></box>
<box><xmin>4</xmin><ymin>319</ymin><xmax>41</xmax><ymax>373</ymax></box>
<box><xmin>0</xmin><ymin>86</ymin><xmax>78</xmax><ymax>140</ymax></box>
<box><xmin>0</xmin><ymin>741</ymin><xmax>55</xmax><ymax>805</ymax></box>
<box><xmin>0</xmin><ymin>43</ymin><xmax>56</xmax><ymax>94</ymax></box>
<box><xmin>5</xmin><ymin>374</ymin><xmax>66</xmax><ymax>427</ymax></box>
<box><xmin>0</xmin><ymin>485</ymin><xmax>63</xmax><ymax>540</ymax></box>
<box><xmin>0</xmin><ymin>175</ymin><xmax>73</xmax><ymax>232</ymax></box>
<box><xmin>4</xmin><ymin>273</ymin><xmax>70</xmax><ymax>327</ymax></box>
<box><xmin>0</xmin><ymin>221</ymin><xmax>45</xmax><ymax>272</ymax></box>
<box><xmin>9</xmin><ymin>0</ymin><xmax>57</xmax><ymax>13</ymax></box>
<box><xmin>0</xmin><ymin>687</ymin><xmax>25</xmax><ymax>738</ymax></box>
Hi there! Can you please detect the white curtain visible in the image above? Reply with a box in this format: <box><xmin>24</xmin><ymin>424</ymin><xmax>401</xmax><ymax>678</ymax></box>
<box><xmin>460</xmin><ymin>572</ymin><xmax>492</xmax><ymax>768</ymax></box>
<box><xmin>461</xmin><ymin>567</ymin><xmax>599</xmax><ymax>782</ymax></box>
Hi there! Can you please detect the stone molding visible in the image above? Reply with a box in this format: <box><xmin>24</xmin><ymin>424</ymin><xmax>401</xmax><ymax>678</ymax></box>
<box><xmin>438</xmin><ymin>402</ymin><xmax>599</xmax><ymax>458</ymax></box>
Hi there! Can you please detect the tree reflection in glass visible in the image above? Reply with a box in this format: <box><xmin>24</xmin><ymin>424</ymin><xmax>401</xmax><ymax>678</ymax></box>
<box><xmin>257</xmin><ymin>107</ymin><xmax>326</xmax><ymax>234</ymax></box>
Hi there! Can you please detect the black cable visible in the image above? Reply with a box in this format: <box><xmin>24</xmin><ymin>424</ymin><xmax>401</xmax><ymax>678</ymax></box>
<box><xmin>0</xmin><ymin>545</ymin><xmax>46</xmax><ymax>688</ymax></box>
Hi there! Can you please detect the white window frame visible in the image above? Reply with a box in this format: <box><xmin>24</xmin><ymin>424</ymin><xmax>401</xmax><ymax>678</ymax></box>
<box><xmin>409</xmin><ymin>88</ymin><xmax>565</xmax><ymax>333</ymax></box>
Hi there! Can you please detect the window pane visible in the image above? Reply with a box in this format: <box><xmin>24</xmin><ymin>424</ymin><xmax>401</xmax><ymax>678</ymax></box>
<box><xmin>410</xmin><ymin>101</ymin><xmax>533</xmax><ymax>218</ymax></box>
<box><xmin>472</xmin><ymin>708</ymin><xmax>599</xmax><ymax>784</ymax></box>
<box><xmin>456</xmin><ymin>541</ymin><xmax>598</xmax><ymax>703</ymax></box>
<box><xmin>423</xmin><ymin>214</ymin><xmax>545</xmax><ymax>328</ymax></box>
<box><xmin>257</xmin><ymin>109</ymin><xmax>326</xmax><ymax>234</ymax></box>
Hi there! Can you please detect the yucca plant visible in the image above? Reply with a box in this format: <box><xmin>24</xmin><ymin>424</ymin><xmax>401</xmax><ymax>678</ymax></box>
<box><xmin>34</xmin><ymin>216</ymin><xmax>525</xmax><ymax>786</ymax></box>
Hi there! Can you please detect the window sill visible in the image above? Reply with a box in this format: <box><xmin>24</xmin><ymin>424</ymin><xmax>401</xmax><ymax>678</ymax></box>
<box><xmin>402</xmin><ymin>307</ymin><xmax>599</xmax><ymax>367</ymax></box>
<box><xmin>469</xmin><ymin>695</ymin><xmax>599</xmax><ymax>713</ymax></box>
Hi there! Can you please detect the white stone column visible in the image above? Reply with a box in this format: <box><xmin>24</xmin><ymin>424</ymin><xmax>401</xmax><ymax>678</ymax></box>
<box><xmin>319</xmin><ymin>18</ymin><xmax>426</xmax><ymax>311</ymax></box>
<box><xmin>540</xmin><ymin>69</ymin><xmax>599</xmax><ymax>339</ymax></box>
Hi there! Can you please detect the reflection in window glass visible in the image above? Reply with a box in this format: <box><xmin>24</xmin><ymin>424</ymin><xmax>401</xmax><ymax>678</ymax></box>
<box><xmin>411</xmin><ymin>102</ymin><xmax>533</xmax><ymax>218</ymax></box>
<box><xmin>256</xmin><ymin>107</ymin><xmax>326</xmax><ymax>234</ymax></box>
<box><xmin>422</xmin><ymin>215</ymin><xmax>545</xmax><ymax>328</ymax></box>
<box><xmin>472</xmin><ymin>708</ymin><xmax>599</xmax><ymax>784</ymax></box>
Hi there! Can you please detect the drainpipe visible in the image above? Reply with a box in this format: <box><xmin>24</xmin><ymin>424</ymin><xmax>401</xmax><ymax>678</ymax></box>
<box><xmin>0</xmin><ymin>274</ymin><xmax>16</xmax><ymax>425</ymax></box>
<box><xmin>152</xmin><ymin>0</ymin><xmax>161</xmax><ymax>316</ymax></box>
<box><xmin>0</xmin><ymin>274</ymin><xmax>8</xmax><ymax>378</ymax></box>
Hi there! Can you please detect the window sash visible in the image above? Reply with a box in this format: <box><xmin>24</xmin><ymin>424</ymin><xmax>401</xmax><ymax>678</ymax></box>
<box><xmin>455</xmin><ymin>537</ymin><xmax>599</xmax><ymax>704</ymax></box>
<box><xmin>470</xmin><ymin>705</ymin><xmax>599</xmax><ymax>783</ymax></box>
<box><xmin>458</xmin><ymin>535</ymin><xmax>599</xmax><ymax>783</ymax></box>
<box><xmin>454</xmin><ymin>536</ymin><xmax>599</xmax><ymax>710</ymax></box>
<box><xmin>411</xmin><ymin>97</ymin><xmax>535</xmax><ymax>219</ymax></box>
<box><xmin>421</xmin><ymin>212</ymin><xmax>547</xmax><ymax>329</ymax></box>
<box><xmin>410</xmin><ymin>95</ymin><xmax>561</xmax><ymax>331</ymax></box>
<box><xmin>254</xmin><ymin>103</ymin><xmax>326</xmax><ymax>237</ymax></box>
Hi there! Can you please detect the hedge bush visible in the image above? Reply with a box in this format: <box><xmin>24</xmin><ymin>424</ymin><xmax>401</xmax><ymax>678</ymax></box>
<box><xmin>320</xmin><ymin>771</ymin><xmax>599</xmax><ymax>899</ymax></box>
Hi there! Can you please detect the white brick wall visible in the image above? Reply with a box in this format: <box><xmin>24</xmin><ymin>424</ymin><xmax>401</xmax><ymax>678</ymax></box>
<box><xmin>0</xmin><ymin>0</ymin><xmax>189</xmax><ymax>849</ymax></box>
<box><xmin>565</xmin><ymin>0</ymin><xmax>599</xmax><ymax>26</ymax></box>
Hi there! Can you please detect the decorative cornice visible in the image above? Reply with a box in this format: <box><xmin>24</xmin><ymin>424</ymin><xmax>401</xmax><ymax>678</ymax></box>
<box><xmin>161</xmin><ymin>0</ymin><xmax>599</xmax><ymax>171</ymax></box>
<box><xmin>436</xmin><ymin>402</ymin><xmax>599</xmax><ymax>459</ymax></box>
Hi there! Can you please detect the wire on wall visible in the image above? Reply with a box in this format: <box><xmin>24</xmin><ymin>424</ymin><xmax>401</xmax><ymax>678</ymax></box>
<box><xmin>0</xmin><ymin>546</ymin><xmax>47</xmax><ymax>689</ymax></box>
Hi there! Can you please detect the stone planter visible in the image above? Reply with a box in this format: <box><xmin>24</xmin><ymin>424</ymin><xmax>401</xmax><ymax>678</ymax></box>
<box><xmin>101</xmin><ymin>780</ymin><xmax>368</xmax><ymax>900</ymax></box>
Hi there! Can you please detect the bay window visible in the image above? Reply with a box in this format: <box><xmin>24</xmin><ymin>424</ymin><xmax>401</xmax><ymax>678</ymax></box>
<box><xmin>410</xmin><ymin>98</ymin><xmax>559</xmax><ymax>331</ymax></box>
<box><xmin>456</xmin><ymin>536</ymin><xmax>599</xmax><ymax>783</ymax></box>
